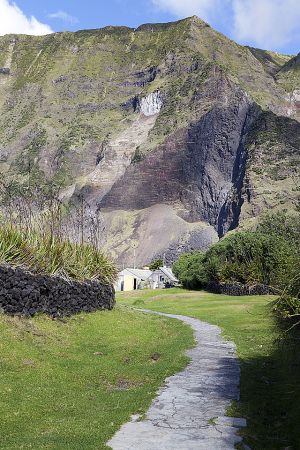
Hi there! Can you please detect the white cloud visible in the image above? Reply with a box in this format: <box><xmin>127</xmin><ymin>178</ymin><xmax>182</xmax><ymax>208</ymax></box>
<box><xmin>48</xmin><ymin>10</ymin><xmax>79</xmax><ymax>25</ymax></box>
<box><xmin>0</xmin><ymin>0</ymin><xmax>53</xmax><ymax>36</ymax></box>
<box><xmin>151</xmin><ymin>0</ymin><xmax>224</xmax><ymax>22</ymax></box>
<box><xmin>232</xmin><ymin>0</ymin><xmax>300</xmax><ymax>49</ymax></box>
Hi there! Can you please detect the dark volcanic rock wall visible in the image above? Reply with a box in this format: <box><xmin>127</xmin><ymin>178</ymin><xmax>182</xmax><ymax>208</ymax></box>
<box><xmin>99</xmin><ymin>127</ymin><xmax>188</xmax><ymax>210</ymax></box>
<box><xmin>181</xmin><ymin>90</ymin><xmax>254</xmax><ymax>228</ymax></box>
<box><xmin>216</xmin><ymin>103</ymin><xmax>261</xmax><ymax>236</ymax></box>
<box><xmin>208</xmin><ymin>282</ymin><xmax>275</xmax><ymax>296</ymax></box>
<box><xmin>0</xmin><ymin>264</ymin><xmax>115</xmax><ymax>317</ymax></box>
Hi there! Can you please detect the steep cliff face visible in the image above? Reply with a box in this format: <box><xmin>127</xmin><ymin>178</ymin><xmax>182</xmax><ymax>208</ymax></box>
<box><xmin>0</xmin><ymin>17</ymin><xmax>299</xmax><ymax>265</ymax></box>
<box><xmin>100</xmin><ymin>72</ymin><xmax>254</xmax><ymax>223</ymax></box>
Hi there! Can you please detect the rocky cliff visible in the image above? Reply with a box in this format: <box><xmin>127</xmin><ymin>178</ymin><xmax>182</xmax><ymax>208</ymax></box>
<box><xmin>0</xmin><ymin>16</ymin><xmax>299</xmax><ymax>266</ymax></box>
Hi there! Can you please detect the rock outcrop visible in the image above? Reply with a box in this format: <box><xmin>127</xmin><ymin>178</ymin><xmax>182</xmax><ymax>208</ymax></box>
<box><xmin>287</xmin><ymin>89</ymin><xmax>300</xmax><ymax>117</ymax></box>
<box><xmin>138</xmin><ymin>91</ymin><xmax>163</xmax><ymax>116</ymax></box>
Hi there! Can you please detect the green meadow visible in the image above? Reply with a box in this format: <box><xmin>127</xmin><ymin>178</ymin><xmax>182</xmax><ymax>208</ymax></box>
<box><xmin>1</xmin><ymin>288</ymin><xmax>299</xmax><ymax>449</ymax></box>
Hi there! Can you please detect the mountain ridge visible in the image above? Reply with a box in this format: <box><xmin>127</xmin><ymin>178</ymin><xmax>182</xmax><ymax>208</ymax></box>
<box><xmin>0</xmin><ymin>16</ymin><xmax>299</xmax><ymax>266</ymax></box>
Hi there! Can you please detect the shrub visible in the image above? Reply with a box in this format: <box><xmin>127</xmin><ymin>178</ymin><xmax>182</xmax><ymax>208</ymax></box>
<box><xmin>257</xmin><ymin>212</ymin><xmax>300</xmax><ymax>254</ymax></box>
<box><xmin>205</xmin><ymin>232</ymin><xmax>298</xmax><ymax>288</ymax></box>
<box><xmin>173</xmin><ymin>252</ymin><xmax>206</xmax><ymax>289</ymax></box>
<box><xmin>173</xmin><ymin>231</ymin><xmax>299</xmax><ymax>292</ymax></box>
<box><xmin>257</xmin><ymin>212</ymin><xmax>300</xmax><ymax>325</ymax></box>
<box><xmin>0</xmin><ymin>225</ymin><xmax>116</xmax><ymax>283</ymax></box>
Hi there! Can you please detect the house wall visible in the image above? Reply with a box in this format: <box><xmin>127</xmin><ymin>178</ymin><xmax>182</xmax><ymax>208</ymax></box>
<box><xmin>116</xmin><ymin>267</ymin><xmax>176</xmax><ymax>291</ymax></box>
<box><xmin>124</xmin><ymin>275</ymin><xmax>135</xmax><ymax>291</ymax></box>
<box><xmin>115</xmin><ymin>274</ymin><xmax>139</xmax><ymax>291</ymax></box>
<box><xmin>149</xmin><ymin>271</ymin><xmax>169</xmax><ymax>289</ymax></box>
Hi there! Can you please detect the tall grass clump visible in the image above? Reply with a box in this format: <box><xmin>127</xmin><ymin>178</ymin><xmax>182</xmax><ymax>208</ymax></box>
<box><xmin>0</xmin><ymin>178</ymin><xmax>117</xmax><ymax>283</ymax></box>
<box><xmin>0</xmin><ymin>225</ymin><xmax>116</xmax><ymax>283</ymax></box>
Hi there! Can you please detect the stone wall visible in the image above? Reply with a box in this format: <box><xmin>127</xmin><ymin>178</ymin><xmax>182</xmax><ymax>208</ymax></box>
<box><xmin>0</xmin><ymin>264</ymin><xmax>115</xmax><ymax>317</ymax></box>
<box><xmin>208</xmin><ymin>282</ymin><xmax>276</xmax><ymax>296</ymax></box>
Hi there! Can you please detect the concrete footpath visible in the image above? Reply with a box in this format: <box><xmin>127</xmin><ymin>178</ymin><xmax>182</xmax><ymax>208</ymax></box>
<box><xmin>107</xmin><ymin>309</ymin><xmax>246</xmax><ymax>450</ymax></box>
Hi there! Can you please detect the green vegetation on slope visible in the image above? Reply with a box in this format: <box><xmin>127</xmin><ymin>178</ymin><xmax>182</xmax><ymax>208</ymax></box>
<box><xmin>276</xmin><ymin>53</ymin><xmax>300</xmax><ymax>92</ymax></box>
<box><xmin>0</xmin><ymin>307</ymin><xmax>193</xmax><ymax>450</ymax></box>
<box><xmin>0</xmin><ymin>16</ymin><xmax>298</xmax><ymax>189</ymax></box>
<box><xmin>0</xmin><ymin>17</ymin><xmax>298</xmax><ymax>264</ymax></box>
<box><xmin>0</xmin><ymin>225</ymin><xmax>116</xmax><ymax>282</ymax></box>
<box><xmin>118</xmin><ymin>289</ymin><xmax>300</xmax><ymax>450</ymax></box>
<box><xmin>247</xmin><ymin>47</ymin><xmax>293</xmax><ymax>76</ymax></box>
<box><xmin>245</xmin><ymin>110</ymin><xmax>300</xmax><ymax>183</ymax></box>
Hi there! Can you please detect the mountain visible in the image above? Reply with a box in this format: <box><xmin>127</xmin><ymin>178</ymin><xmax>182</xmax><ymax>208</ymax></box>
<box><xmin>0</xmin><ymin>16</ymin><xmax>299</xmax><ymax>266</ymax></box>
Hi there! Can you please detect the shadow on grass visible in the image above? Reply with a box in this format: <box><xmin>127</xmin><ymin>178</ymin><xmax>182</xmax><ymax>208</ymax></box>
<box><xmin>235</xmin><ymin>326</ymin><xmax>300</xmax><ymax>450</ymax></box>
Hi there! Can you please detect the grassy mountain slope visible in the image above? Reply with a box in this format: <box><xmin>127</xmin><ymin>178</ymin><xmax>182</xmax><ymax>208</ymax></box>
<box><xmin>276</xmin><ymin>53</ymin><xmax>300</xmax><ymax>91</ymax></box>
<box><xmin>0</xmin><ymin>16</ymin><xmax>299</xmax><ymax>265</ymax></box>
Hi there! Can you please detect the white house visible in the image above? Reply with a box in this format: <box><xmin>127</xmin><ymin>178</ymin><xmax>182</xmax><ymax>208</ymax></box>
<box><xmin>115</xmin><ymin>268</ymin><xmax>152</xmax><ymax>292</ymax></box>
<box><xmin>115</xmin><ymin>266</ymin><xmax>178</xmax><ymax>292</ymax></box>
<box><xmin>148</xmin><ymin>267</ymin><xmax>179</xmax><ymax>289</ymax></box>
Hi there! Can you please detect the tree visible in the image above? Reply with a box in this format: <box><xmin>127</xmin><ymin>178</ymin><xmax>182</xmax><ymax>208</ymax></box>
<box><xmin>204</xmin><ymin>232</ymin><xmax>297</xmax><ymax>288</ymax></box>
<box><xmin>257</xmin><ymin>211</ymin><xmax>300</xmax><ymax>254</ymax></box>
<box><xmin>172</xmin><ymin>252</ymin><xmax>206</xmax><ymax>289</ymax></box>
<box><xmin>257</xmin><ymin>212</ymin><xmax>300</xmax><ymax>324</ymax></box>
<box><xmin>172</xmin><ymin>231</ymin><xmax>299</xmax><ymax>292</ymax></box>
<box><xmin>149</xmin><ymin>259</ymin><xmax>163</xmax><ymax>270</ymax></box>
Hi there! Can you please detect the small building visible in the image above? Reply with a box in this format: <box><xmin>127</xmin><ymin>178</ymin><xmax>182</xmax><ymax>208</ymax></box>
<box><xmin>115</xmin><ymin>268</ymin><xmax>152</xmax><ymax>292</ymax></box>
<box><xmin>148</xmin><ymin>267</ymin><xmax>179</xmax><ymax>290</ymax></box>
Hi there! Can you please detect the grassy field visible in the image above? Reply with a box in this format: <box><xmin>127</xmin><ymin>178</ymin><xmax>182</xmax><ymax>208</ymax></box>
<box><xmin>118</xmin><ymin>288</ymin><xmax>300</xmax><ymax>450</ymax></box>
<box><xmin>1</xmin><ymin>289</ymin><xmax>299</xmax><ymax>450</ymax></box>
<box><xmin>0</xmin><ymin>307</ymin><xmax>193</xmax><ymax>449</ymax></box>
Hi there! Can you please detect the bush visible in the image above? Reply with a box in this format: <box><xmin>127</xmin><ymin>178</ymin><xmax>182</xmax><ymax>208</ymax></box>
<box><xmin>205</xmin><ymin>232</ymin><xmax>298</xmax><ymax>288</ymax></box>
<box><xmin>173</xmin><ymin>231</ymin><xmax>299</xmax><ymax>292</ymax></box>
<box><xmin>0</xmin><ymin>225</ymin><xmax>116</xmax><ymax>283</ymax></box>
<box><xmin>257</xmin><ymin>212</ymin><xmax>300</xmax><ymax>324</ymax></box>
<box><xmin>257</xmin><ymin>212</ymin><xmax>300</xmax><ymax>254</ymax></box>
<box><xmin>274</xmin><ymin>287</ymin><xmax>300</xmax><ymax>321</ymax></box>
<box><xmin>173</xmin><ymin>252</ymin><xmax>206</xmax><ymax>289</ymax></box>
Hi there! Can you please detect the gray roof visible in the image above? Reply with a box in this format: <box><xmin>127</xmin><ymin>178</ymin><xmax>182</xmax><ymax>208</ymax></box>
<box><xmin>150</xmin><ymin>267</ymin><xmax>178</xmax><ymax>282</ymax></box>
<box><xmin>119</xmin><ymin>267</ymin><xmax>178</xmax><ymax>283</ymax></box>
<box><xmin>120</xmin><ymin>268</ymin><xmax>152</xmax><ymax>280</ymax></box>
<box><xmin>159</xmin><ymin>267</ymin><xmax>178</xmax><ymax>282</ymax></box>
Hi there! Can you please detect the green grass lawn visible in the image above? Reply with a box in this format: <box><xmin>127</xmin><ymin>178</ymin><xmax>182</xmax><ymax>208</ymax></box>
<box><xmin>0</xmin><ymin>307</ymin><xmax>193</xmax><ymax>449</ymax></box>
<box><xmin>1</xmin><ymin>289</ymin><xmax>299</xmax><ymax>450</ymax></box>
<box><xmin>118</xmin><ymin>288</ymin><xmax>300</xmax><ymax>450</ymax></box>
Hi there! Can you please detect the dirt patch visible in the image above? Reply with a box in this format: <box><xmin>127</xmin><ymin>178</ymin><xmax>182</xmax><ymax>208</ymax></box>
<box><xmin>106</xmin><ymin>378</ymin><xmax>144</xmax><ymax>392</ymax></box>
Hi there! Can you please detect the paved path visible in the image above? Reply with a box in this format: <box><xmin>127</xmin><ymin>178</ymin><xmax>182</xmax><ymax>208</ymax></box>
<box><xmin>107</xmin><ymin>310</ymin><xmax>246</xmax><ymax>450</ymax></box>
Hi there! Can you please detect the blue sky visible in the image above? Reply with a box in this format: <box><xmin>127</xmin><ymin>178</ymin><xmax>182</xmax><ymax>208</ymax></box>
<box><xmin>15</xmin><ymin>0</ymin><xmax>171</xmax><ymax>29</ymax></box>
<box><xmin>0</xmin><ymin>0</ymin><xmax>299</xmax><ymax>55</ymax></box>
